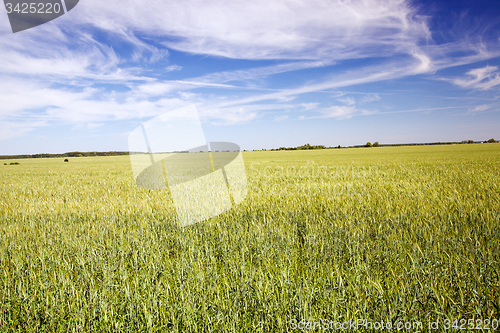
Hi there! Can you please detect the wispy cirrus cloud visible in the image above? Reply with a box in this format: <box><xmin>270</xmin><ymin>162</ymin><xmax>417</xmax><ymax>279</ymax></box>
<box><xmin>1</xmin><ymin>0</ymin><xmax>500</xmax><ymax>148</ymax></box>
<box><xmin>361</xmin><ymin>93</ymin><xmax>381</xmax><ymax>103</ymax></box>
<box><xmin>165</xmin><ymin>65</ymin><xmax>182</xmax><ymax>72</ymax></box>
<box><xmin>74</xmin><ymin>0</ymin><xmax>430</xmax><ymax>60</ymax></box>
<box><xmin>466</xmin><ymin>104</ymin><xmax>494</xmax><ymax>115</ymax></box>
<box><xmin>199</xmin><ymin>103</ymin><xmax>309</xmax><ymax>125</ymax></box>
<box><xmin>216</xmin><ymin>54</ymin><xmax>429</xmax><ymax>107</ymax></box>
<box><xmin>0</xmin><ymin>120</ymin><xmax>47</xmax><ymax>140</ymax></box>
<box><xmin>338</xmin><ymin>96</ymin><xmax>356</xmax><ymax>106</ymax></box>
<box><xmin>298</xmin><ymin>103</ymin><xmax>496</xmax><ymax>120</ymax></box>
<box><xmin>275</xmin><ymin>115</ymin><xmax>288</xmax><ymax>121</ymax></box>
<box><xmin>320</xmin><ymin>106</ymin><xmax>368</xmax><ymax>119</ymax></box>
<box><xmin>443</xmin><ymin>65</ymin><xmax>500</xmax><ymax>90</ymax></box>
<box><xmin>195</xmin><ymin>60</ymin><xmax>335</xmax><ymax>84</ymax></box>
<box><xmin>299</xmin><ymin>105</ymin><xmax>375</xmax><ymax>120</ymax></box>
<box><xmin>0</xmin><ymin>78</ymin><xmax>193</xmax><ymax>124</ymax></box>
<box><xmin>135</xmin><ymin>81</ymin><xmax>239</xmax><ymax>97</ymax></box>
<box><xmin>0</xmin><ymin>25</ymin><xmax>157</xmax><ymax>83</ymax></box>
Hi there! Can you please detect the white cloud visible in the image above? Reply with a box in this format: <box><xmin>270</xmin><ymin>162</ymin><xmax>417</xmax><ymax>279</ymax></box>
<box><xmin>0</xmin><ymin>77</ymin><xmax>194</xmax><ymax>126</ymax></box>
<box><xmin>300</xmin><ymin>105</ymin><xmax>375</xmax><ymax>120</ymax></box>
<box><xmin>338</xmin><ymin>97</ymin><xmax>356</xmax><ymax>106</ymax></box>
<box><xmin>0</xmin><ymin>77</ymin><xmax>279</xmax><ymax>136</ymax></box>
<box><xmin>377</xmin><ymin>105</ymin><xmax>470</xmax><ymax>115</ymax></box>
<box><xmin>195</xmin><ymin>60</ymin><xmax>334</xmax><ymax>83</ymax></box>
<box><xmin>166</xmin><ymin>65</ymin><xmax>182</xmax><ymax>72</ymax></box>
<box><xmin>466</xmin><ymin>104</ymin><xmax>492</xmax><ymax>115</ymax></box>
<box><xmin>472</xmin><ymin>105</ymin><xmax>491</xmax><ymax>112</ymax></box>
<box><xmin>73</xmin><ymin>0</ymin><xmax>430</xmax><ymax>60</ymax></box>
<box><xmin>201</xmin><ymin>106</ymin><xmax>259</xmax><ymax>125</ymax></box>
<box><xmin>411</xmin><ymin>51</ymin><xmax>433</xmax><ymax>74</ymax></box>
<box><xmin>87</xmin><ymin>123</ymin><xmax>104</xmax><ymax>129</ymax></box>
<box><xmin>300</xmin><ymin>103</ymin><xmax>319</xmax><ymax>110</ymax></box>
<box><xmin>320</xmin><ymin>105</ymin><xmax>377</xmax><ymax>119</ymax></box>
<box><xmin>217</xmin><ymin>56</ymin><xmax>421</xmax><ymax>107</ymax></box>
<box><xmin>0</xmin><ymin>120</ymin><xmax>46</xmax><ymax>140</ymax></box>
<box><xmin>275</xmin><ymin>115</ymin><xmax>288</xmax><ymax>121</ymax></box>
<box><xmin>322</xmin><ymin>106</ymin><xmax>359</xmax><ymax>119</ymax></box>
<box><xmin>361</xmin><ymin>93</ymin><xmax>381</xmax><ymax>103</ymax></box>
<box><xmin>198</xmin><ymin>103</ymin><xmax>303</xmax><ymax>125</ymax></box>
<box><xmin>128</xmin><ymin>61</ymin><xmax>334</xmax><ymax>98</ymax></box>
<box><xmin>2</xmin><ymin>0</ymin><xmax>500</xmax><ymax>144</ymax></box>
<box><xmin>136</xmin><ymin>80</ymin><xmax>239</xmax><ymax>96</ymax></box>
<box><xmin>445</xmin><ymin>66</ymin><xmax>500</xmax><ymax>90</ymax></box>
<box><xmin>0</xmin><ymin>79</ymin><xmax>97</xmax><ymax>118</ymax></box>
<box><xmin>0</xmin><ymin>25</ymin><xmax>156</xmax><ymax>83</ymax></box>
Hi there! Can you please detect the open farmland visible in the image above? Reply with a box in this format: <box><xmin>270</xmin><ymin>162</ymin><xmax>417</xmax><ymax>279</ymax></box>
<box><xmin>0</xmin><ymin>144</ymin><xmax>499</xmax><ymax>332</ymax></box>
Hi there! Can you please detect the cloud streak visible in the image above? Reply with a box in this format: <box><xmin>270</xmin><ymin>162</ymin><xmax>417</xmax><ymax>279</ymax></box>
<box><xmin>195</xmin><ymin>60</ymin><xmax>335</xmax><ymax>84</ymax></box>
<box><xmin>444</xmin><ymin>65</ymin><xmax>500</xmax><ymax>90</ymax></box>
<box><xmin>73</xmin><ymin>0</ymin><xmax>430</xmax><ymax>60</ymax></box>
<box><xmin>1</xmin><ymin>0</ymin><xmax>500</xmax><ymax>146</ymax></box>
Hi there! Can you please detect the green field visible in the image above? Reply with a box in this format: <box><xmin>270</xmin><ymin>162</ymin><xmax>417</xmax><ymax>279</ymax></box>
<box><xmin>1</xmin><ymin>144</ymin><xmax>499</xmax><ymax>332</ymax></box>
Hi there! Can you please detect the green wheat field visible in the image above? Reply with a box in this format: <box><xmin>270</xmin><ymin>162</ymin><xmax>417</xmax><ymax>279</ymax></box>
<box><xmin>0</xmin><ymin>144</ymin><xmax>499</xmax><ymax>332</ymax></box>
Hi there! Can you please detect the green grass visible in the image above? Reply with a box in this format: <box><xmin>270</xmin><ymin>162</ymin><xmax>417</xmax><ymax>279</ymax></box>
<box><xmin>0</xmin><ymin>144</ymin><xmax>499</xmax><ymax>332</ymax></box>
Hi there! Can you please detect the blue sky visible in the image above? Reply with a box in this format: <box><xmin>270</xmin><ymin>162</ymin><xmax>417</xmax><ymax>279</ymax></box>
<box><xmin>0</xmin><ymin>0</ymin><xmax>499</xmax><ymax>154</ymax></box>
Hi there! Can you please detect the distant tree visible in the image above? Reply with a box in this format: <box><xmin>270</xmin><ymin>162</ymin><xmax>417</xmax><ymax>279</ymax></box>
<box><xmin>76</xmin><ymin>154</ymin><xmax>83</xmax><ymax>157</ymax></box>
<box><xmin>373</xmin><ymin>142</ymin><xmax>380</xmax><ymax>147</ymax></box>
<box><xmin>337</xmin><ymin>145</ymin><xmax>341</xmax><ymax>149</ymax></box>
<box><xmin>64</xmin><ymin>159</ymin><xmax>69</xmax><ymax>162</ymax></box>
<box><xmin>468</xmin><ymin>140</ymin><xmax>474</xmax><ymax>144</ymax></box>
<box><xmin>487</xmin><ymin>138</ymin><xmax>497</xmax><ymax>143</ymax></box>
<box><xmin>365</xmin><ymin>142</ymin><xmax>372</xmax><ymax>147</ymax></box>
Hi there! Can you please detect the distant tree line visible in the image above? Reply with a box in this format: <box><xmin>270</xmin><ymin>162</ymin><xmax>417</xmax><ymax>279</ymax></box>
<box><xmin>3</xmin><ymin>139</ymin><xmax>498</xmax><ymax>158</ymax></box>
<box><xmin>354</xmin><ymin>139</ymin><xmax>498</xmax><ymax>148</ymax></box>
<box><xmin>271</xmin><ymin>143</ymin><xmax>328</xmax><ymax>151</ymax></box>
<box><xmin>263</xmin><ymin>138</ymin><xmax>498</xmax><ymax>151</ymax></box>
<box><xmin>0</xmin><ymin>151</ymin><xmax>131</xmax><ymax>160</ymax></box>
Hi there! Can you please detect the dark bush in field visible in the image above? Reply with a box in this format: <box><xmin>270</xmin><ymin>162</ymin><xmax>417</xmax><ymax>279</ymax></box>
<box><xmin>9</xmin><ymin>162</ymin><xmax>19</xmax><ymax>165</ymax></box>
<box><xmin>64</xmin><ymin>159</ymin><xmax>69</xmax><ymax>162</ymax></box>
